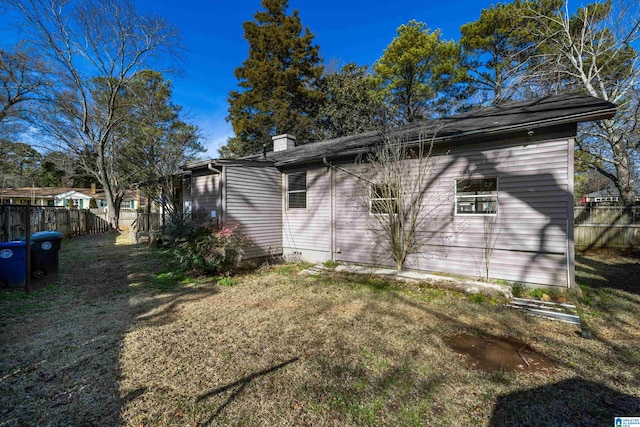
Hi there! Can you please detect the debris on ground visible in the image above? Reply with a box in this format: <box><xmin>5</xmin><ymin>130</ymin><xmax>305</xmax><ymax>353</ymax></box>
<box><xmin>507</xmin><ymin>297</ymin><xmax>581</xmax><ymax>325</ymax></box>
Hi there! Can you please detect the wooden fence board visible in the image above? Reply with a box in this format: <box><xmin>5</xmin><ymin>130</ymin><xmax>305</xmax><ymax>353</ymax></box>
<box><xmin>0</xmin><ymin>205</ymin><xmax>110</xmax><ymax>242</ymax></box>
<box><xmin>575</xmin><ymin>207</ymin><xmax>640</xmax><ymax>249</ymax></box>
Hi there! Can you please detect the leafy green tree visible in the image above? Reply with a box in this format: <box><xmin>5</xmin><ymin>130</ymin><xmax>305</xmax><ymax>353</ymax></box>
<box><xmin>0</xmin><ymin>139</ymin><xmax>41</xmax><ymax>187</ymax></box>
<box><xmin>459</xmin><ymin>0</ymin><xmax>562</xmax><ymax>106</ymax></box>
<box><xmin>316</xmin><ymin>63</ymin><xmax>389</xmax><ymax>140</ymax></box>
<box><xmin>33</xmin><ymin>150</ymin><xmax>94</xmax><ymax>188</ymax></box>
<box><xmin>115</xmin><ymin>70</ymin><xmax>203</xmax><ymax>217</ymax></box>
<box><xmin>222</xmin><ymin>0</ymin><xmax>325</xmax><ymax>157</ymax></box>
<box><xmin>373</xmin><ymin>20</ymin><xmax>461</xmax><ymax>123</ymax></box>
<box><xmin>39</xmin><ymin>160</ymin><xmax>65</xmax><ymax>187</ymax></box>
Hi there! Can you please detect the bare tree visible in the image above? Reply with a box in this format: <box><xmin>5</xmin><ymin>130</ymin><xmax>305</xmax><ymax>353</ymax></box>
<box><xmin>481</xmin><ymin>215</ymin><xmax>501</xmax><ymax>282</ymax></box>
<box><xmin>0</xmin><ymin>45</ymin><xmax>50</xmax><ymax>136</ymax></box>
<box><xmin>3</xmin><ymin>0</ymin><xmax>181</xmax><ymax>228</ymax></box>
<box><xmin>527</xmin><ymin>0</ymin><xmax>640</xmax><ymax>205</ymax></box>
<box><xmin>356</xmin><ymin>126</ymin><xmax>448</xmax><ymax>270</ymax></box>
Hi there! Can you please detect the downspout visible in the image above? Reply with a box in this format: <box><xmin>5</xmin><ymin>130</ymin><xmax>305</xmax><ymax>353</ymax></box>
<box><xmin>207</xmin><ymin>161</ymin><xmax>221</xmax><ymax>173</ymax></box>
<box><xmin>329</xmin><ymin>164</ymin><xmax>335</xmax><ymax>260</ymax></box>
<box><xmin>566</xmin><ymin>219</ymin><xmax>571</xmax><ymax>289</ymax></box>
<box><xmin>207</xmin><ymin>162</ymin><xmax>223</xmax><ymax>225</ymax></box>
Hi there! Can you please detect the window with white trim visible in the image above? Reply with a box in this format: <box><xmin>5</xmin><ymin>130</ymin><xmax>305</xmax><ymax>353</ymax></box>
<box><xmin>287</xmin><ymin>171</ymin><xmax>307</xmax><ymax>209</ymax></box>
<box><xmin>370</xmin><ymin>184</ymin><xmax>398</xmax><ymax>215</ymax></box>
<box><xmin>455</xmin><ymin>178</ymin><xmax>498</xmax><ymax>215</ymax></box>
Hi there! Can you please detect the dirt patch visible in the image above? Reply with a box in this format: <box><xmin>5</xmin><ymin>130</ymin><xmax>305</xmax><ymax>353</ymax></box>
<box><xmin>442</xmin><ymin>334</ymin><xmax>557</xmax><ymax>373</ymax></box>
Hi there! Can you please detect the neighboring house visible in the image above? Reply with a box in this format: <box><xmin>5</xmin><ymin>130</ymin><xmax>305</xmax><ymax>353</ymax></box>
<box><xmin>183</xmin><ymin>94</ymin><xmax>616</xmax><ymax>289</ymax></box>
<box><xmin>0</xmin><ymin>186</ymin><xmax>139</xmax><ymax>210</ymax></box>
<box><xmin>0</xmin><ymin>187</ymin><xmax>100</xmax><ymax>207</ymax></box>
<box><xmin>93</xmin><ymin>190</ymin><xmax>140</xmax><ymax>211</ymax></box>
<box><xmin>578</xmin><ymin>187</ymin><xmax>640</xmax><ymax>206</ymax></box>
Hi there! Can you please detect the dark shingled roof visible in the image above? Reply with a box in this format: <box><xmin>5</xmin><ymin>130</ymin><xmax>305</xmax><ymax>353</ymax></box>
<box><xmin>184</xmin><ymin>94</ymin><xmax>615</xmax><ymax>171</ymax></box>
<box><xmin>262</xmin><ymin>94</ymin><xmax>616</xmax><ymax>167</ymax></box>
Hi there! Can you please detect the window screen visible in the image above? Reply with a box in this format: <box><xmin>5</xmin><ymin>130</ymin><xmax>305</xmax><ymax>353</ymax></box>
<box><xmin>455</xmin><ymin>178</ymin><xmax>498</xmax><ymax>215</ymax></box>
<box><xmin>287</xmin><ymin>171</ymin><xmax>307</xmax><ymax>209</ymax></box>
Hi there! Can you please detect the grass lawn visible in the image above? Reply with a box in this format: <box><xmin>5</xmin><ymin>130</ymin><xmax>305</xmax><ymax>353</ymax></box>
<box><xmin>1</xmin><ymin>233</ymin><xmax>639</xmax><ymax>426</ymax></box>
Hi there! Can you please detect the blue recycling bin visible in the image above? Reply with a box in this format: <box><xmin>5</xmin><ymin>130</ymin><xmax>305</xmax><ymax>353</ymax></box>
<box><xmin>28</xmin><ymin>231</ymin><xmax>64</xmax><ymax>276</ymax></box>
<box><xmin>0</xmin><ymin>241</ymin><xmax>28</xmax><ymax>288</ymax></box>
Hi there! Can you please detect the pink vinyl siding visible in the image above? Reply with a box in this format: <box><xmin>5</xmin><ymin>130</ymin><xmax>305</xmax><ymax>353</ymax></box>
<box><xmin>191</xmin><ymin>169</ymin><xmax>220</xmax><ymax>213</ymax></box>
<box><xmin>330</xmin><ymin>137</ymin><xmax>573</xmax><ymax>287</ymax></box>
<box><xmin>225</xmin><ymin>166</ymin><xmax>282</xmax><ymax>259</ymax></box>
<box><xmin>281</xmin><ymin>167</ymin><xmax>331</xmax><ymax>260</ymax></box>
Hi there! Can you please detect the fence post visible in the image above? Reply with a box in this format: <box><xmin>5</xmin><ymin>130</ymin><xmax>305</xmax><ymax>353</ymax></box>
<box><xmin>6</xmin><ymin>207</ymin><xmax>12</xmax><ymax>241</ymax></box>
<box><xmin>24</xmin><ymin>205</ymin><xmax>31</xmax><ymax>294</ymax></box>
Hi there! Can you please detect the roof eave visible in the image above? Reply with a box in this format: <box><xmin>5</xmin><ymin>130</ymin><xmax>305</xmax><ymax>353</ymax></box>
<box><xmin>274</xmin><ymin>107</ymin><xmax>617</xmax><ymax>167</ymax></box>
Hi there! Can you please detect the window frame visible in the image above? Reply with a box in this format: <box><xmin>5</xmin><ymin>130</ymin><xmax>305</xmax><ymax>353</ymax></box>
<box><xmin>454</xmin><ymin>177</ymin><xmax>499</xmax><ymax>216</ymax></box>
<box><xmin>286</xmin><ymin>170</ymin><xmax>307</xmax><ymax>210</ymax></box>
<box><xmin>370</xmin><ymin>183</ymin><xmax>399</xmax><ymax>216</ymax></box>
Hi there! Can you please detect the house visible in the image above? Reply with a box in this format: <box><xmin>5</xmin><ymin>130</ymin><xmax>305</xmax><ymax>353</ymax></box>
<box><xmin>183</xmin><ymin>94</ymin><xmax>616</xmax><ymax>289</ymax></box>
<box><xmin>578</xmin><ymin>187</ymin><xmax>640</xmax><ymax>206</ymax></box>
<box><xmin>0</xmin><ymin>186</ymin><xmax>140</xmax><ymax>210</ymax></box>
<box><xmin>0</xmin><ymin>187</ymin><xmax>99</xmax><ymax>207</ymax></box>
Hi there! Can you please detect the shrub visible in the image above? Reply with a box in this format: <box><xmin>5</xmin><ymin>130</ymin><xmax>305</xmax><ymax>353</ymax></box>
<box><xmin>511</xmin><ymin>283</ymin><xmax>527</xmax><ymax>298</ymax></box>
<box><xmin>173</xmin><ymin>222</ymin><xmax>249</xmax><ymax>275</ymax></box>
<box><xmin>163</xmin><ymin>210</ymin><xmax>212</xmax><ymax>246</ymax></box>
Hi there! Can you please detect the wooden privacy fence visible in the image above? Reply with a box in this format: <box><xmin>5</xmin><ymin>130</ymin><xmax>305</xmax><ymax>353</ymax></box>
<box><xmin>0</xmin><ymin>205</ymin><xmax>110</xmax><ymax>242</ymax></box>
<box><xmin>89</xmin><ymin>209</ymin><xmax>162</xmax><ymax>232</ymax></box>
<box><xmin>574</xmin><ymin>206</ymin><xmax>640</xmax><ymax>250</ymax></box>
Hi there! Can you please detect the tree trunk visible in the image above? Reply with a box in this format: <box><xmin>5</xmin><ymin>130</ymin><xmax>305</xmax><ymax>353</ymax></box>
<box><xmin>612</xmin><ymin>146</ymin><xmax>635</xmax><ymax>207</ymax></box>
<box><xmin>605</xmin><ymin>121</ymin><xmax>636</xmax><ymax>207</ymax></box>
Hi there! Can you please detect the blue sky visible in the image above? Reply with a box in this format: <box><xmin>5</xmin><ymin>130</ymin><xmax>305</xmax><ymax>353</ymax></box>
<box><xmin>134</xmin><ymin>0</ymin><xmax>502</xmax><ymax>158</ymax></box>
<box><xmin>0</xmin><ymin>0</ymin><xmax>505</xmax><ymax>157</ymax></box>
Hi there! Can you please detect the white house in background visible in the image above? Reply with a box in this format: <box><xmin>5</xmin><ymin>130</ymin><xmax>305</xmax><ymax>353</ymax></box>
<box><xmin>0</xmin><ymin>186</ymin><xmax>139</xmax><ymax>210</ymax></box>
<box><xmin>183</xmin><ymin>94</ymin><xmax>616</xmax><ymax>290</ymax></box>
<box><xmin>54</xmin><ymin>189</ymin><xmax>94</xmax><ymax>209</ymax></box>
<box><xmin>0</xmin><ymin>187</ymin><xmax>98</xmax><ymax>207</ymax></box>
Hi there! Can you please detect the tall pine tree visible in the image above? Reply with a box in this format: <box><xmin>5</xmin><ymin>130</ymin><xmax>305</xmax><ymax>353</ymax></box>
<box><xmin>373</xmin><ymin>20</ymin><xmax>461</xmax><ymax>124</ymax></box>
<box><xmin>221</xmin><ymin>0</ymin><xmax>325</xmax><ymax>158</ymax></box>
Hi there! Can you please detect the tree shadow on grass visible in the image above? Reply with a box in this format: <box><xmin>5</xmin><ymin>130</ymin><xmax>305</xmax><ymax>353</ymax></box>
<box><xmin>489</xmin><ymin>377</ymin><xmax>640</xmax><ymax>426</ymax></box>
<box><xmin>0</xmin><ymin>232</ymin><xmax>216</xmax><ymax>425</ymax></box>
<box><xmin>576</xmin><ymin>253</ymin><xmax>640</xmax><ymax>296</ymax></box>
<box><xmin>197</xmin><ymin>357</ymin><xmax>300</xmax><ymax>425</ymax></box>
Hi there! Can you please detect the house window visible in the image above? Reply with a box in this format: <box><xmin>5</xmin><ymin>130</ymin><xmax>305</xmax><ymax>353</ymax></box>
<box><xmin>370</xmin><ymin>184</ymin><xmax>398</xmax><ymax>215</ymax></box>
<box><xmin>455</xmin><ymin>178</ymin><xmax>498</xmax><ymax>215</ymax></box>
<box><xmin>287</xmin><ymin>171</ymin><xmax>307</xmax><ymax>209</ymax></box>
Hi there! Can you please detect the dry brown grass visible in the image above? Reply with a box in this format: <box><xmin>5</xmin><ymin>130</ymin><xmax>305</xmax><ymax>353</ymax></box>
<box><xmin>1</xmin><ymin>234</ymin><xmax>639</xmax><ymax>426</ymax></box>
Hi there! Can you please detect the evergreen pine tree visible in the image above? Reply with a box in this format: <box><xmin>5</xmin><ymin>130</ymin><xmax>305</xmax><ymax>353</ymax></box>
<box><xmin>221</xmin><ymin>0</ymin><xmax>325</xmax><ymax>158</ymax></box>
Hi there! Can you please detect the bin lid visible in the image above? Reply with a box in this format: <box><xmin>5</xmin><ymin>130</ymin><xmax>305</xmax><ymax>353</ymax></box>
<box><xmin>0</xmin><ymin>241</ymin><xmax>27</xmax><ymax>249</ymax></box>
<box><xmin>28</xmin><ymin>231</ymin><xmax>64</xmax><ymax>241</ymax></box>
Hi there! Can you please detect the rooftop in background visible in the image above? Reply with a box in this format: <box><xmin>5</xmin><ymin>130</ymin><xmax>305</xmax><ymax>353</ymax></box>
<box><xmin>0</xmin><ymin>187</ymin><xmax>104</xmax><ymax>199</ymax></box>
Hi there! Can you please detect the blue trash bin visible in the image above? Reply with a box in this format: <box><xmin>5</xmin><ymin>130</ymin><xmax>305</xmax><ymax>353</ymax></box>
<box><xmin>29</xmin><ymin>231</ymin><xmax>64</xmax><ymax>276</ymax></box>
<box><xmin>0</xmin><ymin>241</ymin><xmax>28</xmax><ymax>288</ymax></box>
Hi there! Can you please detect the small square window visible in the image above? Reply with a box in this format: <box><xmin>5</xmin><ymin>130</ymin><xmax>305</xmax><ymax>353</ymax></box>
<box><xmin>287</xmin><ymin>171</ymin><xmax>306</xmax><ymax>209</ymax></box>
<box><xmin>455</xmin><ymin>178</ymin><xmax>498</xmax><ymax>215</ymax></box>
<box><xmin>370</xmin><ymin>184</ymin><xmax>398</xmax><ymax>215</ymax></box>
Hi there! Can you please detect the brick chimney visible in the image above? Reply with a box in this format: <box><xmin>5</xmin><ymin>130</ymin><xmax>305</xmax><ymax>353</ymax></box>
<box><xmin>272</xmin><ymin>134</ymin><xmax>296</xmax><ymax>152</ymax></box>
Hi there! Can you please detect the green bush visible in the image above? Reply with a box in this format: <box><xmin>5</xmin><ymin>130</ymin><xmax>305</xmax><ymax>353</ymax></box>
<box><xmin>163</xmin><ymin>210</ymin><xmax>212</xmax><ymax>245</ymax></box>
<box><xmin>173</xmin><ymin>222</ymin><xmax>249</xmax><ymax>275</ymax></box>
<box><xmin>511</xmin><ymin>283</ymin><xmax>527</xmax><ymax>298</ymax></box>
